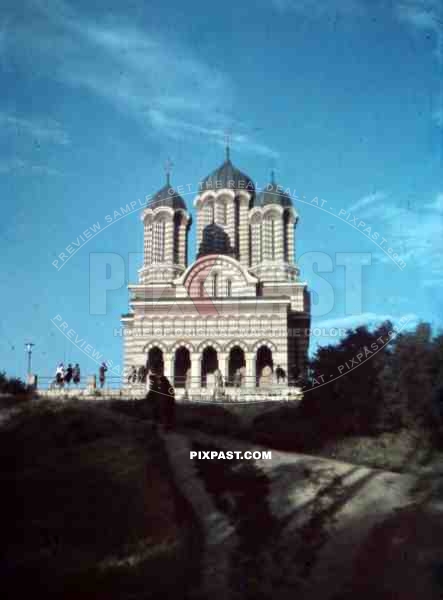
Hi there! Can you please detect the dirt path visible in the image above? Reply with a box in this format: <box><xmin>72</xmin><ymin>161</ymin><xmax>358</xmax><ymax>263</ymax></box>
<box><xmin>161</xmin><ymin>431</ymin><xmax>239</xmax><ymax>600</ymax></box>
<box><xmin>163</xmin><ymin>428</ymin><xmax>442</xmax><ymax>599</ymax></box>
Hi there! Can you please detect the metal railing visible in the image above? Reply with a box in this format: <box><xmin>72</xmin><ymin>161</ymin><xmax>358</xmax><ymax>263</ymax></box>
<box><xmin>36</xmin><ymin>375</ymin><xmax>123</xmax><ymax>392</ymax></box>
<box><xmin>35</xmin><ymin>374</ymin><xmax>301</xmax><ymax>389</ymax></box>
<box><xmin>32</xmin><ymin>374</ymin><xmax>304</xmax><ymax>403</ymax></box>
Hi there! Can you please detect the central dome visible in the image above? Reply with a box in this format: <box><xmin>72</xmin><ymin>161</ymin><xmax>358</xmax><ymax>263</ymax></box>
<box><xmin>200</xmin><ymin>155</ymin><xmax>255</xmax><ymax>194</ymax></box>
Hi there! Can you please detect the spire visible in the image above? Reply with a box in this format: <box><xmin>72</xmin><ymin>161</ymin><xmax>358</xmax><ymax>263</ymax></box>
<box><xmin>224</xmin><ymin>130</ymin><xmax>231</xmax><ymax>162</ymax></box>
<box><xmin>270</xmin><ymin>169</ymin><xmax>276</xmax><ymax>185</ymax></box>
<box><xmin>164</xmin><ymin>157</ymin><xmax>173</xmax><ymax>187</ymax></box>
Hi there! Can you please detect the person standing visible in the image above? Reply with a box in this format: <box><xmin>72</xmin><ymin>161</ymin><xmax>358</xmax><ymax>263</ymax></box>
<box><xmin>128</xmin><ymin>365</ymin><xmax>137</xmax><ymax>384</ymax></box>
<box><xmin>159</xmin><ymin>374</ymin><xmax>176</xmax><ymax>431</ymax></box>
<box><xmin>276</xmin><ymin>365</ymin><xmax>286</xmax><ymax>384</ymax></box>
<box><xmin>64</xmin><ymin>364</ymin><xmax>73</xmax><ymax>386</ymax></box>
<box><xmin>137</xmin><ymin>365</ymin><xmax>146</xmax><ymax>384</ymax></box>
<box><xmin>146</xmin><ymin>369</ymin><xmax>161</xmax><ymax>426</ymax></box>
<box><xmin>55</xmin><ymin>362</ymin><xmax>65</xmax><ymax>388</ymax></box>
<box><xmin>99</xmin><ymin>362</ymin><xmax>107</xmax><ymax>389</ymax></box>
<box><xmin>73</xmin><ymin>363</ymin><xmax>81</xmax><ymax>386</ymax></box>
<box><xmin>146</xmin><ymin>368</ymin><xmax>175</xmax><ymax>431</ymax></box>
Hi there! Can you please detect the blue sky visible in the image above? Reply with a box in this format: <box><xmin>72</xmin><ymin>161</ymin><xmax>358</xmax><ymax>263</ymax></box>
<box><xmin>0</xmin><ymin>0</ymin><xmax>442</xmax><ymax>379</ymax></box>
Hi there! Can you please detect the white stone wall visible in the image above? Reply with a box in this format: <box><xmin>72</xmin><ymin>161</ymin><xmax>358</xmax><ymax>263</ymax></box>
<box><xmin>121</xmin><ymin>300</ymin><xmax>290</xmax><ymax>386</ymax></box>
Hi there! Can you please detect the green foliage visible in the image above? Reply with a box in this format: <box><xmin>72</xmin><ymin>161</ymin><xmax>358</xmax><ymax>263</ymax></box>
<box><xmin>301</xmin><ymin>322</ymin><xmax>392</xmax><ymax>438</ymax></box>
<box><xmin>0</xmin><ymin>403</ymin><xmax>201</xmax><ymax>599</ymax></box>
<box><xmin>0</xmin><ymin>370</ymin><xmax>27</xmax><ymax>395</ymax></box>
<box><xmin>379</xmin><ymin>324</ymin><xmax>435</xmax><ymax>429</ymax></box>
<box><xmin>301</xmin><ymin>321</ymin><xmax>443</xmax><ymax>443</ymax></box>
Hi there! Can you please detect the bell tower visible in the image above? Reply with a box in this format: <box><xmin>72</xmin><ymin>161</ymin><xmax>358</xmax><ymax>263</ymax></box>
<box><xmin>139</xmin><ymin>165</ymin><xmax>191</xmax><ymax>284</ymax></box>
<box><xmin>249</xmin><ymin>172</ymin><xmax>299</xmax><ymax>283</ymax></box>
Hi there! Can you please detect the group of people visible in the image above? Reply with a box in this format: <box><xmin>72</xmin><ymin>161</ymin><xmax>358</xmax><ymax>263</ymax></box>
<box><xmin>127</xmin><ymin>365</ymin><xmax>148</xmax><ymax>384</ymax></box>
<box><xmin>54</xmin><ymin>362</ymin><xmax>81</xmax><ymax>388</ymax></box>
<box><xmin>53</xmin><ymin>361</ymin><xmax>109</xmax><ymax>389</ymax></box>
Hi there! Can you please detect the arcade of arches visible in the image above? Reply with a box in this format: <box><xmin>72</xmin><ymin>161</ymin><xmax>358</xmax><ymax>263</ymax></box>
<box><xmin>145</xmin><ymin>343</ymin><xmax>278</xmax><ymax>388</ymax></box>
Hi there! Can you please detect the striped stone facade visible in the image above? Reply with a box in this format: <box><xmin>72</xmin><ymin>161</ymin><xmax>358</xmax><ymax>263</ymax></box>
<box><xmin>122</xmin><ymin>160</ymin><xmax>311</xmax><ymax>394</ymax></box>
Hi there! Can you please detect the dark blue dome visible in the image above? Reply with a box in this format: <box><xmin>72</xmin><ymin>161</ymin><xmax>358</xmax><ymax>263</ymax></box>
<box><xmin>148</xmin><ymin>183</ymin><xmax>186</xmax><ymax>210</ymax></box>
<box><xmin>255</xmin><ymin>180</ymin><xmax>292</xmax><ymax>208</ymax></box>
<box><xmin>200</xmin><ymin>158</ymin><xmax>255</xmax><ymax>193</ymax></box>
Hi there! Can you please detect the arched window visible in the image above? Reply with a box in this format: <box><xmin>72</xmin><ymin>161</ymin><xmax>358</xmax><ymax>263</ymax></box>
<box><xmin>204</xmin><ymin>201</ymin><xmax>215</xmax><ymax>225</ymax></box>
<box><xmin>153</xmin><ymin>219</ymin><xmax>166</xmax><ymax>263</ymax></box>
<box><xmin>226</xmin><ymin>279</ymin><xmax>232</xmax><ymax>297</ymax></box>
<box><xmin>199</xmin><ymin>280</ymin><xmax>205</xmax><ymax>297</ymax></box>
<box><xmin>211</xmin><ymin>273</ymin><xmax>218</xmax><ymax>297</ymax></box>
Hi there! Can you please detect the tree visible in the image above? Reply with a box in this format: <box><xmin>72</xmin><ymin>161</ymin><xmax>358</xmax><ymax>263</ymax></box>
<box><xmin>301</xmin><ymin>322</ymin><xmax>392</xmax><ymax>438</ymax></box>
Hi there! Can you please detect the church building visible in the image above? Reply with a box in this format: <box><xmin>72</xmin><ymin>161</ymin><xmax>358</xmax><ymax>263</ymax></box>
<box><xmin>121</xmin><ymin>148</ymin><xmax>311</xmax><ymax>398</ymax></box>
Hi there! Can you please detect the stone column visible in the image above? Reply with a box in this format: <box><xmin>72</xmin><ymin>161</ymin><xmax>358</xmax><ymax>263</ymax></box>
<box><xmin>191</xmin><ymin>353</ymin><xmax>201</xmax><ymax>389</ymax></box>
<box><xmin>245</xmin><ymin>352</ymin><xmax>255</xmax><ymax>388</ymax></box>
<box><xmin>87</xmin><ymin>375</ymin><xmax>97</xmax><ymax>394</ymax></box>
<box><xmin>219</xmin><ymin>352</ymin><xmax>228</xmax><ymax>385</ymax></box>
<box><xmin>276</xmin><ymin>217</ymin><xmax>285</xmax><ymax>262</ymax></box>
<box><xmin>164</xmin><ymin>353</ymin><xmax>173</xmax><ymax>381</ymax></box>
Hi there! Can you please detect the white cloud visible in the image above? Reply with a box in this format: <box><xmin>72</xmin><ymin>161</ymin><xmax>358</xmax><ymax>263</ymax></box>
<box><xmin>0</xmin><ymin>113</ymin><xmax>70</xmax><ymax>145</ymax></box>
<box><xmin>396</xmin><ymin>0</ymin><xmax>442</xmax><ymax>32</ymax></box>
<box><xmin>357</xmin><ymin>192</ymin><xmax>443</xmax><ymax>281</ymax></box>
<box><xmin>433</xmin><ymin>108</ymin><xmax>443</xmax><ymax>127</ymax></box>
<box><xmin>396</xmin><ymin>1</ymin><xmax>443</xmax><ymax>61</ymax></box>
<box><xmin>2</xmin><ymin>1</ymin><xmax>275</xmax><ymax>158</ymax></box>
<box><xmin>270</xmin><ymin>0</ymin><xmax>366</xmax><ymax>18</ymax></box>
<box><xmin>347</xmin><ymin>190</ymin><xmax>387</xmax><ymax>214</ymax></box>
<box><xmin>315</xmin><ymin>312</ymin><xmax>418</xmax><ymax>332</ymax></box>
<box><xmin>424</xmin><ymin>192</ymin><xmax>443</xmax><ymax>210</ymax></box>
<box><xmin>0</xmin><ymin>157</ymin><xmax>62</xmax><ymax>176</ymax></box>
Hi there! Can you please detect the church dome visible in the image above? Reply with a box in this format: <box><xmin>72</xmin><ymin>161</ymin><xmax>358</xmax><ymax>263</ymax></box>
<box><xmin>200</xmin><ymin>150</ymin><xmax>255</xmax><ymax>194</ymax></box>
<box><xmin>149</xmin><ymin>181</ymin><xmax>187</xmax><ymax>211</ymax></box>
<box><xmin>255</xmin><ymin>175</ymin><xmax>292</xmax><ymax>208</ymax></box>
<box><xmin>197</xmin><ymin>222</ymin><xmax>235</xmax><ymax>258</ymax></box>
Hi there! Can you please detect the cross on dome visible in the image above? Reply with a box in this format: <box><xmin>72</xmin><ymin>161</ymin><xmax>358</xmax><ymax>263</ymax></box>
<box><xmin>164</xmin><ymin>157</ymin><xmax>174</xmax><ymax>186</ymax></box>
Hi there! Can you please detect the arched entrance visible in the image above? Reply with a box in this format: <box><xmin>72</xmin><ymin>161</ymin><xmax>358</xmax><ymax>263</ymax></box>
<box><xmin>256</xmin><ymin>345</ymin><xmax>273</xmax><ymax>385</ymax></box>
<box><xmin>147</xmin><ymin>346</ymin><xmax>164</xmax><ymax>374</ymax></box>
<box><xmin>228</xmin><ymin>346</ymin><xmax>246</xmax><ymax>386</ymax></box>
<box><xmin>174</xmin><ymin>347</ymin><xmax>191</xmax><ymax>388</ymax></box>
<box><xmin>201</xmin><ymin>346</ymin><xmax>218</xmax><ymax>387</ymax></box>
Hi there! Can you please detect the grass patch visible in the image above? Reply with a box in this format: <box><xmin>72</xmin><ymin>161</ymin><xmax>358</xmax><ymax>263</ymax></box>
<box><xmin>0</xmin><ymin>401</ymin><xmax>202</xmax><ymax>599</ymax></box>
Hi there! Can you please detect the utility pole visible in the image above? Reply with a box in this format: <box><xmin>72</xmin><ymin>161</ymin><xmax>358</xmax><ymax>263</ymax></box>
<box><xmin>25</xmin><ymin>342</ymin><xmax>35</xmax><ymax>377</ymax></box>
